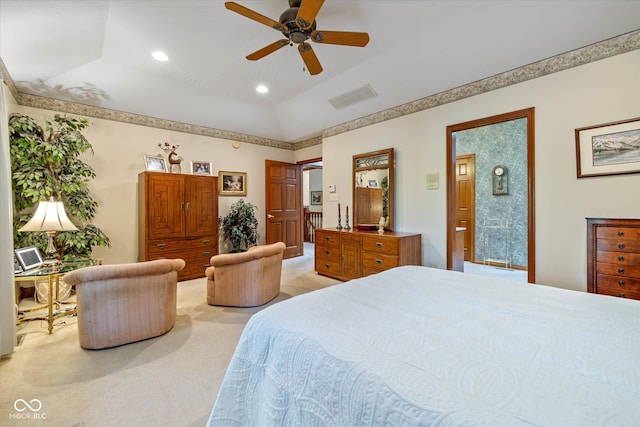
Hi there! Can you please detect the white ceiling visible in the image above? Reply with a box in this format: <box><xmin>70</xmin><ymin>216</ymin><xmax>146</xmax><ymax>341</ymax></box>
<box><xmin>1</xmin><ymin>0</ymin><xmax>639</xmax><ymax>143</ymax></box>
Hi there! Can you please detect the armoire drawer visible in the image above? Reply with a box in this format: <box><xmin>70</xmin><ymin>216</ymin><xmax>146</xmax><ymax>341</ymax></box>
<box><xmin>596</xmin><ymin>263</ymin><xmax>640</xmax><ymax>279</ymax></box>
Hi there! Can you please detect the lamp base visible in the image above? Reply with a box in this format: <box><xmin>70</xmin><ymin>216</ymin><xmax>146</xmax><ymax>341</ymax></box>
<box><xmin>39</xmin><ymin>257</ymin><xmax>64</xmax><ymax>273</ymax></box>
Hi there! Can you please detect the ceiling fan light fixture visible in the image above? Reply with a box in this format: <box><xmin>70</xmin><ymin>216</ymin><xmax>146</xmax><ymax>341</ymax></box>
<box><xmin>152</xmin><ymin>51</ymin><xmax>169</xmax><ymax>62</ymax></box>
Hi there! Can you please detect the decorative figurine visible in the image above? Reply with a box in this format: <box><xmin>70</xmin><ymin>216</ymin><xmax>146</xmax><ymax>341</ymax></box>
<box><xmin>159</xmin><ymin>142</ymin><xmax>182</xmax><ymax>173</ymax></box>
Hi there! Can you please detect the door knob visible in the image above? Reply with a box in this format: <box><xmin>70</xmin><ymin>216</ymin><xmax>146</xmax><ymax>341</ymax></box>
<box><xmin>267</xmin><ymin>214</ymin><xmax>275</xmax><ymax>219</ymax></box>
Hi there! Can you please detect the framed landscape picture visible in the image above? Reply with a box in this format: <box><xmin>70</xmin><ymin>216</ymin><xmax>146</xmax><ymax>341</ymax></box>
<box><xmin>576</xmin><ymin>117</ymin><xmax>640</xmax><ymax>178</ymax></box>
<box><xmin>311</xmin><ymin>191</ymin><xmax>323</xmax><ymax>205</ymax></box>
<box><xmin>219</xmin><ymin>171</ymin><xmax>247</xmax><ymax>196</ymax></box>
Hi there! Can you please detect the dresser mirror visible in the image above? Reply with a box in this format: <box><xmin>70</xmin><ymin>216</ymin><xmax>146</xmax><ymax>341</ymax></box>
<box><xmin>352</xmin><ymin>148</ymin><xmax>394</xmax><ymax>231</ymax></box>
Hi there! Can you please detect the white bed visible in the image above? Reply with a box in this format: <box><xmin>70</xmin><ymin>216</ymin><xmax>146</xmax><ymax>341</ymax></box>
<box><xmin>207</xmin><ymin>266</ymin><xmax>640</xmax><ymax>426</ymax></box>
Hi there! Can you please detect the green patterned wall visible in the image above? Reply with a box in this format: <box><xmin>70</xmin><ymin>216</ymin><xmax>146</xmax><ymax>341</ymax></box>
<box><xmin>456</xmin><ymin>118</ymin><xmax>528</xmax><ymax>268</ymax></box>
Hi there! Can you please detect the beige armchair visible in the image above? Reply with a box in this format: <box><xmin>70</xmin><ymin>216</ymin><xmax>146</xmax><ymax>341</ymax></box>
<box><xmin>62</xmin><ymin>258</ymin><xmax>185</xmax><ymax>350</ymax></box>
<box><xmin>206</xmin><ymin>242</ymin><xmax>286</xmax><ymax>307</ymax></box>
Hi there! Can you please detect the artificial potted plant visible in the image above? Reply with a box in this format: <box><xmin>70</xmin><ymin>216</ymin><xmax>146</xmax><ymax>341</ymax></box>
<box><xmin>221</xmin><ymin>199</ymin><xmax>259</xmax><ymax>252</ymax></box>
<box><xmin>9</xmin><ymin>113</ymin><xmax>110</xmax><ymax>260</ymax></box>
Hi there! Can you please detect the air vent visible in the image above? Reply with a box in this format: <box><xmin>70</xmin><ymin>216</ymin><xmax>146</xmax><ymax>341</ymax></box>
<box><xmin>328</xmin><ymin>84</ymin><xmax>378</xmax><ymax>110</ymax></box>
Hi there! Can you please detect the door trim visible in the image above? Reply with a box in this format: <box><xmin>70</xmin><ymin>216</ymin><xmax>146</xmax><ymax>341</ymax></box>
<box><xmin>446</xmin><ymin>107</ymin><xmax>536</xmax><ymax>283</ymax></box>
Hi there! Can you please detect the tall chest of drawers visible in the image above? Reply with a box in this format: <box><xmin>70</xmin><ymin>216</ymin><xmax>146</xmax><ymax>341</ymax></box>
<box><xmin>587</xmin><ymin>218</ymin><xmax>640</xmax><ymax>300</ymax></box>
<box><xmin>315</xmin><ymin>229</ymin><xmax>422</xmax><ymax>281</ymax></box>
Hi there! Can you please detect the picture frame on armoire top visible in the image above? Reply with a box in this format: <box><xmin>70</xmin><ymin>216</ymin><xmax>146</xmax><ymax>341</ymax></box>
<box><xmin>575</xmin><ymin>117</ymin><xmax>640</xmax><ymax>178</ymax></box>
<box><xmin>144</xmin><ymin>155</ymin><xmax>167</xmax><ymax>172</ymax></box>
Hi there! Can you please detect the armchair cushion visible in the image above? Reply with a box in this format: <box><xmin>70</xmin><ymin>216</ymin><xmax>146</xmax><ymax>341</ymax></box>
<box><xmin>63</xmin><ymin>259</ymin><xmax>185</xmax><ymax>349</ymax></box>
<box><xmin>206</xmin><ymin>242</ymin><xmax>285</xmax><ymax>307</ymax></box>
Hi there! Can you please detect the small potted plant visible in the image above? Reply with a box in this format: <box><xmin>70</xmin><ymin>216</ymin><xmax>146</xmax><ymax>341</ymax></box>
<box><xmin>221</xmin><ymin>200</ymin><xmax>259</xmax><ymax>252</ymax></box>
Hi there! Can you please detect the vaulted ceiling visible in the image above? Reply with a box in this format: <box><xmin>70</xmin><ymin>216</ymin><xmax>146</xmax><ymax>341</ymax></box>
<box><xmin>1</xmin><ymin>1</ymin><xmax>639</xmax><ymax>145</ymax></box>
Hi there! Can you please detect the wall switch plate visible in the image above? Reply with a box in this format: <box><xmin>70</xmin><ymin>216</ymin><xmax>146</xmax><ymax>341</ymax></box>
<box><xmin>426</xmin><ymin>173</ymin><xmax>439</xmax><ymax>190</ymax></box>
<box><xmin>328</xmin><ymin>184</ymin><xmax>336</xmax><ymax>193</ymax></box>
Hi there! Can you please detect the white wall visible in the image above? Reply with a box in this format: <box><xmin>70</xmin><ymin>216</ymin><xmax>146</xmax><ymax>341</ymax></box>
<box><xmin>1</xmin><ymin>81</ymin><xmax>17</xmax><ymax>356</ymax></box>
<box><xmin>9</xmin><ymin>105</ymin><xmax>297</xmax><ymax>264</ymax></box>
<box><xmin>323</xmin><ymin>50</ymin><xmax>640</xmax><ymax>291</ymax></box>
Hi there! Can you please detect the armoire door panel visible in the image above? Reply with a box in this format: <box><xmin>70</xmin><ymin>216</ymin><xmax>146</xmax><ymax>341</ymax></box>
<box><xmin>186</xmin><ymin>176</ymin><xmax>217</xmax><ymax>236</ymax></box>
<box><xmin>148</xmin><ymin>175</ymin><xmax>185</xmax><ymax>239</ymax></box>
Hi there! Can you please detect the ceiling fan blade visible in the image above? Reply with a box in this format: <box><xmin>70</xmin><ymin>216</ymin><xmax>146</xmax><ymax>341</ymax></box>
<box><xmin>225</xmin><ymin>2</ymin><xmax>285</xmax><ymax>32</ymax></box>
<box><xmin>246</xmin><ymin>39</ymin><xmax>290</xmax><ymax>61</ymax></box>
<box><xmin>311</xmin><ymin>30</ymin><xmax>370</xmax><ymax>47</ymax></box>
<box><xmin>296</xmin><ymin>0</ymin><xmax>324</xmax><ymax>30</ymax></box>
<box><xmin>298</xmin><ymin>43</ymin><xmax>323</xmax><ymax>75</ymax></box>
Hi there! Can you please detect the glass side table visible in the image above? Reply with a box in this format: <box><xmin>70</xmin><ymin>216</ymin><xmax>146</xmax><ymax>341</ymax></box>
<box><xmin>15</xmin><ymin>259</ymin><xmax>96</xmax><ymax>334</ymax></box>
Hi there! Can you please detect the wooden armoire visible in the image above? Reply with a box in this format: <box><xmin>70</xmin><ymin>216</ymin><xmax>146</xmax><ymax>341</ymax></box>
<box><xmin>138</xmin><ymin>171</ymin><xmax>219</xmax><ymax>281</ymax></box>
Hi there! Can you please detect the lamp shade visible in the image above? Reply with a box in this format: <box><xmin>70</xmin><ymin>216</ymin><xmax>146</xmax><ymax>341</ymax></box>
<box><xmin>19</xmin><ymin>198</ymin><xmax>78</xmax><ymax>232</ymax></box>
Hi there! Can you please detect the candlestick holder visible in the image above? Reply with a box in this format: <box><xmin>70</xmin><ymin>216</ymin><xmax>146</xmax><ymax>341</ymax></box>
<box><xmin>336</xmin><ymin>215</ymin><xmax>343</xmax><ymax>230</ymax></box>
<box><xmin>344</xmin><ymin>213</ymin><xmax>351</xmax><ymax>230</ymax></box>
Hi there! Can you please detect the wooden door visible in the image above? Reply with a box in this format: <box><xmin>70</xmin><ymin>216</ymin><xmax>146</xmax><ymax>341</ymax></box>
<box><xmin>147</xmin><ymin>173</ymin><xmax>185</xmax><ymax>239</ymax></box>
<box><xmin>265</xmin><ymin>160</ymin><xmax>303</xmax><ymax>259</ymax></box>
<box><xmin>185</xmin><ymin>175</ymin><xmax>218</xmax><ymax>237</ymax></box>
<box><xmin>455</xmin><ymin>154</ymin><xmax>475</xmax><ymax>261</ymax></box>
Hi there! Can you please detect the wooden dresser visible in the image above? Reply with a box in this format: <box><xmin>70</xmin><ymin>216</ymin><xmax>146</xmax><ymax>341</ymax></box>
<box><xmin>587</xmin><ymin>218</ymin><xmax>640</xmax><ymax>300</ymax></box>
<box><xmin>315</xmin><ymin>228</ymin><xmax>422</xmax><ymax>281</ymax></box>
<box><xmin>138</xmin><ymin>172</ymin><xmax>219</xmax><ymax>281</ymax></box>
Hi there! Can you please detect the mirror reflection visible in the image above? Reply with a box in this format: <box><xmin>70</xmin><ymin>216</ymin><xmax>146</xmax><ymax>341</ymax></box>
<box><xmin>353</xmin><ymin>148</ymin><xmax>394</xmax><ymax>231</ymax></box>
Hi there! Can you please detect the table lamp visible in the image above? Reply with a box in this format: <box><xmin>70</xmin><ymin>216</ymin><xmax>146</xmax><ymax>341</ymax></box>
<box><xmin>19</xmin><ymin>196</ymin><xmax>77</xmax><ymax>271</ymax></box>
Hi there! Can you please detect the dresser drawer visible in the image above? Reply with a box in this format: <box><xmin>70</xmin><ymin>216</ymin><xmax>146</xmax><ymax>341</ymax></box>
<box><xmin>362</xmin><ymin>236</ymin><xmax>399</xmax><ymax>256</ymax></box>
<box><xmin>315</xmin><ymin>244</ymin><xmax>341</xmax><ymax>262</ymax></box>
<box><xmin>316</xmin><ymin>230</ymin><xmax>340</xmax><ymax>245</ymax></box>
<box><xmin>596</xmin><ymin>238</ymin><xmax>640</xmax><ymax>253</ymax></box>
<box><xmin>596</xmin><ymin>262</ymin><xmax>640</xmax><ymax>279</ymax></box>
<box><xmin>596</xmin><ymin>226</ymin><xmax>640</xmax><ymax>241</ymax></box>
<box><xmin>597</xmin><ymin>251</ymin><xmax>640</xmax><ymax>266</ymax></box>
<box><xmin>596</xmin><ymin>287</ymin><xmax>640</xmax><ymax>300</ymax></box>
<box><xmin>314</xmin><ymin>258</ymin><xmax>342</xmax><ymax>278</ymax></box>
<box><xmin>362</xmin><ymin>252</ymin><xmax>399</xmax><ymax>272</ymax></box>
<box><xmin>597</xmin><ymin>274</ymin><xmax>640</xmax><ymax>293</ymax></box>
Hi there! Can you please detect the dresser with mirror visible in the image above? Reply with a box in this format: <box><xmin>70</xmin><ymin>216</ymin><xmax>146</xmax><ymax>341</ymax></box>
<box><xmin>315</xmin><ymin>148</ymin><xmax>422</xmax><ymax>281</ymax></box>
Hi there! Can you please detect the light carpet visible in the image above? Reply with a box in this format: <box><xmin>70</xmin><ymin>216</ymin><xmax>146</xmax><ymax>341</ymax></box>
<box><xmin>0</xmin><ymin>243</ymin><xmax>339</xmax><ymax>427</ymax></box>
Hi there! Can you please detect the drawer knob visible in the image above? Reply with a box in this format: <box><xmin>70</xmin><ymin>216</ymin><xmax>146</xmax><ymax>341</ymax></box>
<box><xmin>618</xmin><ymin>280</ymin><xmax>626</xmax><ymax>287</ymax></box>
<box><xmin>324</xmin><ymin>250</ymin><xmax>330</xmax><ymax>255</ymax></box>
<box><xmin>617</xmin><ymin>293</ymin><xmax>626</xmax><ymax>298</ymax></box>
<box><xmin>203</xmin><ymin>252</ymin><xmax>210</xmax><ymax>256</ymax></box>
<box><xmin>618</xmin><ymin>256</ymin><xmax>625</xmax><ymax>262</ymax></box>
<box><xmin>324</xmin><ymin>264</ymin><xmax>330</xmax><ymax>269</ymax></box>
<box><xmin>618</xmin><ymin>244</ymin><xmax>626</xmax><ymax>249</ymax></box>
<box><xmin>618</xmin><ymin>231</ymin><xmax>625</xmax><ymax>237</ymax></box>
<box><xmin>376</xmin><ymin>259</ymin><xmax>383</xmax><ymax>265</ymax></box>
<box><xmin>324</xmin><ymin>236</ymin><xmax>330</xmax><ymax>241</ymax></box>
<box><xmin>157</xmin><ymin>243</ymin><xmax>167</xmax><ymax>249</ymax></box>
<box><xmin>203</xmin><ymin>240</ymin><xmax>210</xmax><ymax>245</ymax></box>
<box><xmin>618</xmin><ymin>268</ymin><xmax>625</xmax><ymax>274</ymax></box>
<box><xmin>376</xmin><ymin>242</ymin><xmax>383</xmax><ymax>248</ymax></box>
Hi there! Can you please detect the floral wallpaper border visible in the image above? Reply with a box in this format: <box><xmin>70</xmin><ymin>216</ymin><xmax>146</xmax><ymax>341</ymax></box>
<box><xmin>1</xmin><ymin>30</ymin><xmax>638</xmax><ymax>151</ymax></box>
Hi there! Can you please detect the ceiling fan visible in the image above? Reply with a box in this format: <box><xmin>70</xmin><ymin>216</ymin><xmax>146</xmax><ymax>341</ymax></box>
<box><xmin>224</xmin><ymin>0</ymin><xmax>370</xmax><ymax>75</ymax></box>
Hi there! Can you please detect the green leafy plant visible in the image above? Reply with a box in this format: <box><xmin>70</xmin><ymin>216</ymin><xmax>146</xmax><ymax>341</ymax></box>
<box><xmin>9</xmin><ymin>113</ymin><xmax>110</xmax><ymax>259</ymax></box>
<box><xmin>221</xmin><ymin>200</ymin><xmax>259</xmax><ymax>252</ymax></box>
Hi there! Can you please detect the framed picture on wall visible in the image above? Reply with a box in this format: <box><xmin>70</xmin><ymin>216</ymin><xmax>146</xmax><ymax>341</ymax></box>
<box><xmin>191</xmin><ymin>161</ymin><xmax>212</xmax><ymax>175</ymax></box>
<box><xmin>576</xmin><ymin>117</ymin><xmax>640</xmax><ymax>178</ymax></box>
<box><xmin>311</xmin><ymin>191</ymin><xmax>323</xmax><ymax>205</ymax></box>
<box><xmin>144</xmin><ymin>155</ymin><xmax>167</xmax><ymax>172</ymax></box>
<box><xmin>219</xmin><ymin>171</ymin><xmax>247</xmax><ymax>196</ymax></box>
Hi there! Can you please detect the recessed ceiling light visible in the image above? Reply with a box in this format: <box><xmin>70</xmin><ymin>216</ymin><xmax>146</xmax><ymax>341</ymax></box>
<box><xmin>256</xmin><ymin>84</ymin><xmax>269</xmax><ymax>94</ymax></box>
<box><xmin>152</xmin><ymin>51</ymin><xmax>169</xmax><ymax>62</ymax></box>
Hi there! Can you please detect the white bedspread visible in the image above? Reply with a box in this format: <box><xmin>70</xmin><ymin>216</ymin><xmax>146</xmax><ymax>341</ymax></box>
<box><xmin>207</xmin><ymin>266</ymin><xmax>640</xmax><ymax>426</ymax></box>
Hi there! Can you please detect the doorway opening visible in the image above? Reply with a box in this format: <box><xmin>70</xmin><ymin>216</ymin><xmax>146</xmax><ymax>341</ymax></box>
<box><xmin>446</xmin><ymin>108</ymin><xmax>535</xmax><ymax>284</ymax></box>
